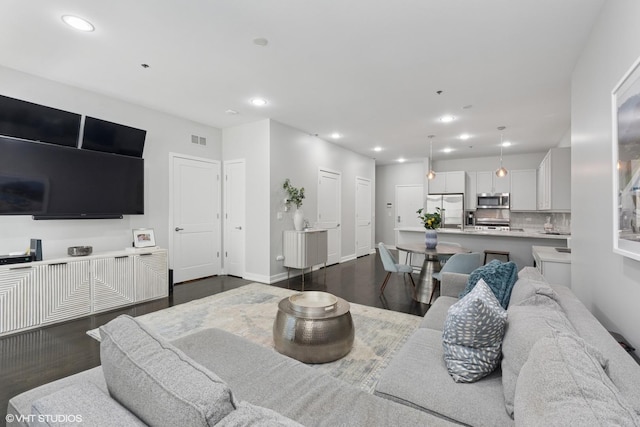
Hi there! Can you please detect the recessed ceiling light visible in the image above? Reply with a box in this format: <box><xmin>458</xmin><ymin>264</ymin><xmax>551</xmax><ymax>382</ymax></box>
<box><xmin>330</xmin><ymin>132</ymin><xmax>342</xmax><ymax>139</ymax></box>
<box><xmin>250</xmin><ymin>98</ymin><xmax>267</xmax><ymax>106</ymax></box>
<box><xmin>397</xmin><ymin>158</ymin><xmax>406</xmax><ymax>163</ymax></box>
<box><xmin>373</xmin><ymin>147</ymin><xmax>382</xmax><ymax>152</ymax></box>
<box><xmin>439</xmin><ymin>115</ymin><xmax>455</xmax><ymax>123</ymax></box>
<box><xmin>459</xmin><ymin>133</ymin><xmax>471</xmax><ymax>140</ymax></box>
<box><xmin>442</xmin><ymin>148</ymin><xmax>453</xmax><ymax>153</ymax></box>
<box><xmin>61</xmin><ymin>15</ymin><xmax>95</xmax><ymax>32</ymax></box>
<box><xmin>502</xmin><ymin>141</ymin><xmax>512</xmax><ymax>147</ymax></box>
<box><xmin>225</xmin><ymin>109</ymin><xmax>239</xmax><ymax>115</ymax></box>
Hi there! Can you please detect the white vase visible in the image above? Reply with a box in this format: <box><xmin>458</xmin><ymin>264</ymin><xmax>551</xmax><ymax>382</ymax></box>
<box><xmin>293</xmin><ymin>208</ymin><xmax>304</xmax><ymax>231</ymax></box>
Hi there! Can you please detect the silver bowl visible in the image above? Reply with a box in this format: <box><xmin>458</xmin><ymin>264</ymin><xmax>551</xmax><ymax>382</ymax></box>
<box><xmin>67</xmin><ymin>246</ymin><xmax>93</xmax><ymax>257</ymax></box>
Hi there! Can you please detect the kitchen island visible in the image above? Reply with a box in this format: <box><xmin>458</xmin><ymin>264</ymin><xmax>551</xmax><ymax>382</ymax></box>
<box><xmin>395</xmin><ymin>227</ymin><xmax>569</xmax><ymax>271</ymax></box>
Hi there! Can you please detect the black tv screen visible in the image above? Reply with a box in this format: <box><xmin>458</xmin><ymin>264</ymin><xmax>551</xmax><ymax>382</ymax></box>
<box><xmin>0</xmin><ymin>136</ymin><xmax>144</xmax><ymax>218</ymax></box>
<box><xmin>0</xmin><ymin>95</ymin><xmax>81</xmax><ymax>147</ymax></box>
<box><xmin>82</xmin><ymin>116</ymin><xmax>146</xmax><ymax>157</ymax></box>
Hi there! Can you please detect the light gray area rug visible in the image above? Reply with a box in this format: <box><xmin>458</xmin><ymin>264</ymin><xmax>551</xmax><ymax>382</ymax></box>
<box><xmin>87</xmin><ymin>283</ymin><xmax>422</xmax><ymax>393</ymax></box>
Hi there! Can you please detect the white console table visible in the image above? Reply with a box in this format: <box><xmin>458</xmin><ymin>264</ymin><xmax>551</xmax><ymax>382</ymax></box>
<box><xmin>0</xmin><ymin>247</ymin><xmax>168</xmax><ymax>336</ymax></box>
<box><xmin>283</xmin><ymin>230</ymin><xmax>328</xmax><ymax>289</ymax></box>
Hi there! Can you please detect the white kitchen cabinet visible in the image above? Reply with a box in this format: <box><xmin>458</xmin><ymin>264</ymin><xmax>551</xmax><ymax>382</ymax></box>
<box><xmin>537</xmin><ymin>147</ymin><xmax>571</xmax><ymax>211</ymax></box>
<box><xmin>40</xmin><ymin>260</ymin><xmax>92</xmax><ymax>325</ymax></box>
<box><xmin>92</xmin><ymin>255</ymin><xmax>136</xmax><ymax>312</ymax></box>
<box><xmin>0</xmin><ymin>265</ymin><xmax>40</xmax><ymax>334</ymax></box>
<box><xmin>428</xmin><ymin>171</ymin><xmax>465</xmax><ymax>194</ymax></box>
<box><xmin>476</xmin><ymin>171</ymin><xmax>510</xmax><ymax>194</ymax></box>
<box><xmin>465</xmin><ymin>172</ymin><xmax>477</xmax><ymax>210</ymax></box>
<box><xmin>0</xmin><ymin>247</ymin><xmax>168</xmax><ymax>336</ymax></box>
<box><xmin>510</xmin><ymin>169</ymin><xmax>537</xmax><ymax>211</ymax></box>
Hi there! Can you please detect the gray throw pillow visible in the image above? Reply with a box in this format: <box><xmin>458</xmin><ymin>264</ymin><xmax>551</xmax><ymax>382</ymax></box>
<box><xmin>514</xmin><ymin>332</ymin><xmax>640</xmax><ymax>426</ymax></box>
<box><xmin>501</xmin><ymin>300</ymin><xmax>578</xmax><ymax>418</ymax></box>
<box><xmin>100</xmin><ymin>315</ymin><xmax>236</xmax><ymax>427</ymax></box>
<box><xmin>442</xmin><ymin>279</ymin><xmax>507</xmax><ymax>383</ymax></box>
<box><xmin>508</xmin><ymin>277</ymin><xmax>559</xmax><ymax>307</ymax></box>
<box><xmin>31</xmin><ymin>382</ymin><xmax>145</xmax><ymax>427</ymax></box>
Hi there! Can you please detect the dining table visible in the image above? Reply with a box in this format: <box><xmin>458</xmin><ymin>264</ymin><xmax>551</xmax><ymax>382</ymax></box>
<box><xmin>396</xmin><ymin>242</ymin><xmax>471</xmax><ymax>304</ymax></box>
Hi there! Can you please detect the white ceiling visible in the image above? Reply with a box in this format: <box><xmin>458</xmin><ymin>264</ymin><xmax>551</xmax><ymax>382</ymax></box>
<box><xmin>0</xmin><ymin>0</ymin><xmax>604</xmax><ymax>164</ymax></box>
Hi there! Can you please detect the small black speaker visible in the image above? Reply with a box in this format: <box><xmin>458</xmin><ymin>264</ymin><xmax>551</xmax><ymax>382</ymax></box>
<box><xmin>30</xmin><ymin>239</ymin><xmax>42</xmax><ymax>261</ymax></box>
<box><xmin>168</xmin><ymin>269</ymin><xmax>174</xmax><ymax>295</ymax></box>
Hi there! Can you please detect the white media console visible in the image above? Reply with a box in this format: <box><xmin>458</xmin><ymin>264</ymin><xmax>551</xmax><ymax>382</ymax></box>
<box><xmin>0</xmin><ymin>247</ymin><xmax>168</xmax><ymax>336</ymax></box>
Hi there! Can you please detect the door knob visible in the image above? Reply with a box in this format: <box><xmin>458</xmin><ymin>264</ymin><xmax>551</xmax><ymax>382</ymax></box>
<box><xmin>175</xmin><ymin>227</ymin><xmax>184</xmax><ymax>231</ymax></box>
<box><xmin>235</xmin><ymin>226</ymin><xmax>242</xmax><ymax>230</ymax></box>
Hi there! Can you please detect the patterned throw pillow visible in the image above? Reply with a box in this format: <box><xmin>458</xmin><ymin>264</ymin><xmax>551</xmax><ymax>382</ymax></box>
<box><xmin>443</xmin><ymin>279</ymin><xmax>508</xmax><ymax>383</ymax></box>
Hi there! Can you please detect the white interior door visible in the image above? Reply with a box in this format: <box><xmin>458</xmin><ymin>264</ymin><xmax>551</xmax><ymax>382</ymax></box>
<box><xmin>317</xmin><ymin>169</ymin><xmax>341</xmax><ymax>265</ymax></box>
<box><xmin>356</xmin><ymin>177</ymin><xmax>372</xmax><ymax>257</ymax></box>
<box><xmin>224</xmin><ymin>160</ymin><xmax>245</xmax><ymax>277</ymax></box>
<box><xmin>170</xmin><ymin>155</ymin><xmax>220</xmax><ymax>284</ymax></box>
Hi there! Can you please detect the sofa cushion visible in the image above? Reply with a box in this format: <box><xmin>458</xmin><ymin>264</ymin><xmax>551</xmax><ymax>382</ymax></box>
<box><xmin>514</xmin><ymin>333</ymin><xmax>640</xmax><ymax>426</ymax></box>
<box><xmin>443</xmin><ymin>279</ymin><xmax>507</xmax><ymax>383</ymax></box>
<box><xmin>419</xmin><ymin>296</ymin><xmax>457</xmax><ymax>330</ymax></box>
<box><xmin>374</xmin><ymin>328</ymin><xmax>513</xmax><ymax>427</ymax></box>
<box><xmin>99</xmin><ymin>315</ymin><xmax>236</xmax><ymax>427</ymax></box>
<box><xmin>501</xmin><ymin>299</ymin><xmax>577</xmax><ymax>418</ymax></box>
<box><xmin>217</xmin><ymin>401</ymin><xmax>303</xmax><ymax>427</ymax></box>
<box><xmin>508</xmin><ymin>277</ymin><xmax>558</xmax><ymax>307</ymax></box>
<box><xmin>30</xmin><ymin>382</ymin><xmax>145</xmax><ymax>427</ymax></box>
<box><xmin>460</xmin><ymin>259</ymin><xmax>518</xmax><ymax>309</ymax></box>
<box><xmin>172</xmin><ymin>328</ymin><xmax>454</xmax><ymax>427</ymax></box>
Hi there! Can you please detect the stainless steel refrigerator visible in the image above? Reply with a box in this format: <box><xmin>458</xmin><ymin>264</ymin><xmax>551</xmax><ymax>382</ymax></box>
<box><xmin>425</xmin><ymin>193</ymin><xmax>464</xmax><ymax>229</ymax></box>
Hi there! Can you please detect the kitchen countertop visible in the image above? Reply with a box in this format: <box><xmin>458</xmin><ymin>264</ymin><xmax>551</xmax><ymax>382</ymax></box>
<box><xmin>532</xmin><ymin>245</ymin><xmax>571</xmax><ymax>263</ymax></box>
<box><xmin>395</xmin><ymin>226</ymin><xmax>571</xmax><ymax>240</ymax></box>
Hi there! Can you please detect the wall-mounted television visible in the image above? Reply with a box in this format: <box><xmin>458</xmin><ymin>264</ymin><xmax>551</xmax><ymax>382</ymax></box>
<box><xmin>0</xmin><ymin>136</ymin><xmax>144</xmax><ymax>219</ymax></box>
<box><xmin>0</xmin><ymin>94</ymin><xmax>81</xmax><ymax>147</ymax></box>
<box><xmin>82</xmin><ymin>116</ymin><xmax>146</xmax><ymax>157</ymax></box>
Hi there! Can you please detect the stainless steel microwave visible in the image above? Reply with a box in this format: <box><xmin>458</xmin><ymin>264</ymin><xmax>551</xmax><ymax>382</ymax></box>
<box><xmin>477</xmin><ymin>193</ymin><xmax>510</xmax><ymax>209</ymax></box>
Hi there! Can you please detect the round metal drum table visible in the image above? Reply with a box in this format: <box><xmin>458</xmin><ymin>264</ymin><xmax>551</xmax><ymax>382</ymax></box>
<box><xmin>273</xmin><ymin>291</ymin><xmax>354</xmax><ymax>363</ymax></box>
<box><xmin>396</xmin><ymin>243</ymin><xmax>470</xmax><ymax>304</ymax></box>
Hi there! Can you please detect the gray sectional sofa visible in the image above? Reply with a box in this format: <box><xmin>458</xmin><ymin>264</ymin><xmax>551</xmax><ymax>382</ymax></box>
<box><xmin>8</xmin><ymin>267</ymin><xmax>640</xmax><ymax>426</ymax></box>
<box><xmin>374</xmin><ymin>267</ymin><xmax>640</xmax><ymax>426</ymax></box>
<box><xmin>7</xmin><ymin>315</ymin><xmax>454</xmax><ymax>427</ymax></box>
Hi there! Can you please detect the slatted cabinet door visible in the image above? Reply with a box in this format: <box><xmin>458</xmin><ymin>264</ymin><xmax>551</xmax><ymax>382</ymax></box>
<box><xmin>0</xmin><ymin>265</ymin><xmax>40</xmax><ymax>334</ymax></box>
<box><xmin>134</xmin><ymin>251</ymin><xmax>168</xmax><ymax>302</ymax></box>
<box><xmin>40</xmin><ymin>260</ymin><xmax>91</xmax><ymax>325</ymax></box>
<box><xmin>92</xmin><ymin>255</ymin><xmax>135</xmax><ymax>313</ymax></box>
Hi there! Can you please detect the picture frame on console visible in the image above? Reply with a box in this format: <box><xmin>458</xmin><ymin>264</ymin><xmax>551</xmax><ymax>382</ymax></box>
<box><xmin>612</xmin><ymin>53</ymin><xmax>640</xmax><ymax>261</ymax></box>
<box><xmin>133</xmin><ymin>228</ymin><xmax>156</xmax><ymax>248</ymax></box>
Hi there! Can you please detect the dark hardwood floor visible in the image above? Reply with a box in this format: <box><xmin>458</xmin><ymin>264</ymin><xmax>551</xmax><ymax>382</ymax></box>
<box><xmin>0</xmin><ymin>250</ymin><xmax>430</xmax><ymax>420</ymax></box>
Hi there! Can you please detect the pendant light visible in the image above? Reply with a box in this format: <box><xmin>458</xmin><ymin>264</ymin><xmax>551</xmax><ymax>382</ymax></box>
<box><xmin>495</xmin><ymin>126</ymin><xmax>508</xmax><ymax>178</ymax></box>
<box><xmin>427</xmin><ymin>135</ymin><xmax>436</xmax><ymax>180</ymax></box>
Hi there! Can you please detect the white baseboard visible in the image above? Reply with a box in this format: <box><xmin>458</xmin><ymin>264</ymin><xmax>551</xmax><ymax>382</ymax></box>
<box><xmin>341</xmin><ymin>253</ymin><xmax>357</xmax><ymax>263</ymax></box>
<box><xmin>242</xmin><ymin>272</ymin><xmax>271</xmax><ymax>284</ymax></box>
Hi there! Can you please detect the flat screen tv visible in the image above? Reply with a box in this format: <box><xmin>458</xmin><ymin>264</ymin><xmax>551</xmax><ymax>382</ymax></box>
<box><xmin>0</xmin><ymin>94</ymin><xmax>81</xmax><ymax>147</ymax></box>
<box><xmin>82</xmin><ymin>116</ymin><xmax>146</xmax><ymax>157</ymax></box>
<box><xmin>0</xmin><ymin>136</ymin><xmax>144</xmax><ymax>219</ymax></box>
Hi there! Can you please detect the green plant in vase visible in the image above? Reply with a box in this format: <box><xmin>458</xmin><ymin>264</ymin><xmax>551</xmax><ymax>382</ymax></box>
<box><xmin>417</xmin><ymin>207</ymin><xmax>443</xmax><ymax>248</ymax></box>
<box><xmin>283</xmin><ymin>178</ymin><xmax>305</xmax><ymax>230</ymax></box>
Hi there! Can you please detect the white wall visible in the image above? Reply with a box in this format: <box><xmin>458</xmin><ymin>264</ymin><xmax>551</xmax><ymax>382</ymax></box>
<box><xmin>375</xmin><ymin>162</ymin><xmax>424</xmax><ymax>245</ymax></box>
<box><xmin>571</xmin><ymin>0</ymin><xmax>640</xmax><ymax>350</ymax></box>
<box><xmin>0</xmin><ymin>66</ymin><xmax>222</xmax><ymax>264</ymax></box>
<box><xmin>270</xmin><ymin>120</ymin><xmax>375</xmax><ymax>279</ymax></box>
<box><xmin>222</xmin><ymin>120</ymin><xmax>271</xmax><ymax>282</ymax></box>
